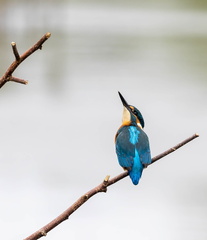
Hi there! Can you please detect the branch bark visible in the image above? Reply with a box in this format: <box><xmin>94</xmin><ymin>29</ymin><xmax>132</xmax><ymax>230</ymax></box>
<box><xmin>23</xmin><ymin>133</ymin><xmax>199</xmax><ymax>240</ymax></box>
<box><xmin>0</xmin><ymin>32</ymin><xmax>51</xmax><ymax>88</ymax></box>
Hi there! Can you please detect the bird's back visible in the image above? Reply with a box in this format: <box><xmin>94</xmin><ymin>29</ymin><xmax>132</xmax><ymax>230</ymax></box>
<box><xmin>115</xmin><ymin>124</ymin><xmax>151</xmax><ymax>185</ymax></box>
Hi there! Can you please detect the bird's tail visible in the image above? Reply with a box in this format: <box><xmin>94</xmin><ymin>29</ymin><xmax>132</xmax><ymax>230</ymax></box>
<box><xmin>129</xmin><ymin>168</ymin><xmax>143</xmax><ymax>185</ymax></box>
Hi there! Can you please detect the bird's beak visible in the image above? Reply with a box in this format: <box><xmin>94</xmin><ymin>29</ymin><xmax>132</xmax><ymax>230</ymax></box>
<box><xmin>118</xmin><ymin>92</ymin><xmax>130</xmax><ymax>110</ymax></box>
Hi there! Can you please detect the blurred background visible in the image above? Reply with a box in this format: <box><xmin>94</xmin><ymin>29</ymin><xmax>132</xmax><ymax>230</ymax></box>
<box><xmin>0</xmin><ymin>0</ymin><xmax>206</xmax><ymax>239</ymax></box>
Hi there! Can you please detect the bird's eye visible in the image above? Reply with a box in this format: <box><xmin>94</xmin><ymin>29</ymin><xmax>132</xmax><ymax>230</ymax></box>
<box><xmin>131</xmin><ymin>109</ymin><xmax>138</xmax><ymax>116</ymax></box>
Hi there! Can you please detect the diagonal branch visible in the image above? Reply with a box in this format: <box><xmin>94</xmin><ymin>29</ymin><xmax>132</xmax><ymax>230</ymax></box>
<box><xmin>0</xmin><ymin>32</ymin><xmax>51</xmax><ymax>88</ymax></box>
<box><xmin>150</xmin><ymin>133</ymin><xmax>199</xmax><ymax>165</ymax></box>
<box><xmin>23</xmin><ymin>133</ymin><xmax>199</xmax><ymax>240</ymax></box>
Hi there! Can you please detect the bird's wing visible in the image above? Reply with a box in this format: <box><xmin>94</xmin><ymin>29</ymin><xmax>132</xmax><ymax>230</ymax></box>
<box><xmin>140</xmin><ymin>148</ymin><xmax>151</xmax><ymax>165</ymax></box>
<box><xmin>116</xmin><ymin>143</ymin><xmax>134</xmax><ymax>169</ymax></box>
<box><xmin>115</xmin><ymin>127</ymin><xmax>135</xmax><ymax>169</ymax></box>
<box><xmin>137</xmin><ymin>130</ymin><xmax>151</xmax><ymax>165</ymax></box>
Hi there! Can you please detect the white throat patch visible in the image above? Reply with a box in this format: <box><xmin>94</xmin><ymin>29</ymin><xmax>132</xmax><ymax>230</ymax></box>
<box><xmin>137</xmin><ymin>122</ymin><xmax>142</xmax><ymax>129</ymax></box>
<box><xmin>122</xmin><ymin>107</ymin><xmax>130</xmax><ymax>123</ymax></box>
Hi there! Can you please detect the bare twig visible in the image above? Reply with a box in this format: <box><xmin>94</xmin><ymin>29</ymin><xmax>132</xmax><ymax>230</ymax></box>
<box><xmin>23</xmin><ymin>133</ymin><xmax>199</xmax><ymax>240</ymax></box>
<box><xmin>11</xmin><ymin>42</ymin><xmax>20</xmax><ymax>61</ymax></box>
<box><xmin>0</xmin><ymin>32</ymin><xmax>51</xmax><ymax>88</ymax></box>
<box><xmin>151</xmin><ymin>133</ymin><xmax>199</xmax><ymax>164</ymax></box>
<box><xmin>9</xmin><ymin>76</ymin><xmax>28</xmax><ymax>85</ymax></box>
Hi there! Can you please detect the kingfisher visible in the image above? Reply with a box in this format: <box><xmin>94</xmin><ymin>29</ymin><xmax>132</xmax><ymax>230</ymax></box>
<box><xmin>115</xmin><ymin>92</ymin><xmax>151</xmax><ymax>185</ymax></box>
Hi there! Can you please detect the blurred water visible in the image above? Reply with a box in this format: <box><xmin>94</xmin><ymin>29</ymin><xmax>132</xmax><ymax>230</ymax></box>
<box><xmin>0</xmin><ymin>1</ymin><xmax>207</xmax><ymax>240</ymax></box>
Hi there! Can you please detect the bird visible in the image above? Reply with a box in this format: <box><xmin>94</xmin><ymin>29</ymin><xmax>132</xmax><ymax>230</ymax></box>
<box><xmin>115</xmin><ymin>92</ymin><xmax>151</xmax><ymax>185</ymax></box>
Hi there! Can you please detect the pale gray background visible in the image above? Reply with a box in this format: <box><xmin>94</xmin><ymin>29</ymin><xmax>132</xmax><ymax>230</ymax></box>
<box><xmin>0</xmin><ymin>1</ymin><xmax>206</xmax><ymax>239</ymax></box>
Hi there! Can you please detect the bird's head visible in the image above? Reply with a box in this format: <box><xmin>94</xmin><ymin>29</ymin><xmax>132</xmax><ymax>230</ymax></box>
<box><xmin>118</xmin><ymin>91</ymin><xmax>145</xmax><ymax>129</ymax></box>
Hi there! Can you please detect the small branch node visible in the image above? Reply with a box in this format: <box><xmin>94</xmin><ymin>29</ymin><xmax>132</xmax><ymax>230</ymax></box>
<box><xmin>101</xmin><ymin>187</ymin><xmax>107</xmax><ymax>193</ymax></box>
<box><xmin>99</xmin><ymin>175</ymin><xmax>111</xmax><ymax>193</ymax></box>
<box><xmin>104</xmin><ymin>175</ymin><xmax>110</xmax><ymax>183</ymax></box>
<box><xmin>82</xmin><ymin>194</ymin><xmax>89</xmax><ymax>200</ymax></box>
<box><xmin>171</xmin><ymin>147</ymin><xmax>176</xmax><ymax>151</ymax></box>
<box><xmin>46</xmin><ymin>32</ymin><xmax>51</xmax><ymax>38</ymax></box>
<box><xmin>40</xmin><ymin>230</ymin><xmax>47</xmax><ymax>236</ymax></box>
<box><xmin>11</xmin><ymin>41</ymin><xmax>20</xmax><ymax>60</ymax></box>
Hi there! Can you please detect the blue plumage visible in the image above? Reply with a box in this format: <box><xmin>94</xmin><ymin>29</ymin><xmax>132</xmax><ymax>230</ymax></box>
<box><xmin>115</xmin><ymin>92</ymin><xmax>151</xmax><ymax>185</ymax></box>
